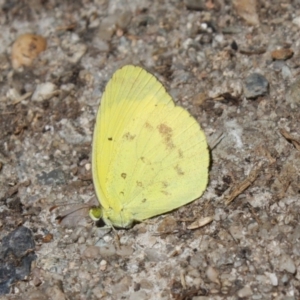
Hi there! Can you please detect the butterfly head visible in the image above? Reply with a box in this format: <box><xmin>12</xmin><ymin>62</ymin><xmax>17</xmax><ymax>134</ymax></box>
<box><xmin>89</xmin><ymin>206</ymin><xmax>103</xmax><ymax>221</ymax></box>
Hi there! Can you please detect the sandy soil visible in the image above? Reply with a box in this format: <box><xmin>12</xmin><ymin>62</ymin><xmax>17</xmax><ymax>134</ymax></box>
<box><xmin>0</xmin><ymin>1</ymin><xmax>300</xmax><ymax>299</ymax></box>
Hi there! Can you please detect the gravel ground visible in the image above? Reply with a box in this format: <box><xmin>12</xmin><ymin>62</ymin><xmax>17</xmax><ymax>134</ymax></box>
<box><xmin>0</xmin><ymin>0</ymin><xmax>300</xmax><ymax>299</ymax></box>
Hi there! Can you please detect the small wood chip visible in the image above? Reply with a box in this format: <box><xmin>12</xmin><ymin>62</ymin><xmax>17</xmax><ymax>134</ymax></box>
<box><xmin>271</xmin><ymin>48</ymin><xmax>294</xmax><ymax>60</ymax></box>
<box><xmin>187</xmin><ymin>216</ymin><xmax>214</xmax><ymax>230</ymax></box>
<box><xmin>224</xmin><ymin>162</ymin><xmax>263</xmax><ymax>205</ymax></box>
<box><xmin>280</xmin><ymin>129</ymin><xmax>300</xmax><ymax>151</ymax></box>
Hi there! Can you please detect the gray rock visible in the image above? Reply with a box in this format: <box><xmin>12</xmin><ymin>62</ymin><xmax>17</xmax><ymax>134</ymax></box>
<box><xmin>237</xmin><ymin>286</ymin><xmax>253</xmax><ymax>298</ymax></box>
<box><xmin>286</xmin><ymin>77</ymin><xmax>300</xmax><ymax>105</ymax></box>
<box><xmin>185</xmin><ymin>0</ymin><xmax>207</xmax><ymax>10</ymax></box>
<box><xmin>243</xmin><ymin>73</ymin><xmax>269</xmax><ymax>99</ymax></box>
<box><xmin>279</xmin><ymin>254</ymin><xmax>296</xmax><ymax>274</ymax></box>
<box><xmin>0</xmin><ymin>227</ymin><xmax>36</xmax><ymax>295</ymax></box>
<box><xmin>37</xmin><ymin>168</ymin><xmax>66</xmax><ymax>185</ymax></box>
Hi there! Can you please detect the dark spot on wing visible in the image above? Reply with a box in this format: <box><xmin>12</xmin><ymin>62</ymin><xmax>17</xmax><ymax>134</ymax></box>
<box><xmin>140</xmin><ymin>156</ymin><xmax>151</xmax><ymax>165</ymax></box>
<box><xmin>123</xmin><ymin>132</ymin><xmax>136</xmax><ymax>140</ymax></box>
<box><xmin>161</xmin><ymin>190</ymin><xmax>170</xmax><ymax>195</ymax></box>
<box><xmin>136</xmin><ymin>181</ymin><xmax>143</xmax><ymax>187</ymax></box>
<box><xmin>121</xmin><ymin>173</ymin><xmax>127</xmax><ymax>179</ymax></box>
<box><xmin>178</xmin><ymin>149</ymin><xmax>183</xmax><ymax>158</ymax></box>
<box><xmin>157</xmin><ymin>123</ymin><xmax>174</xmax><ymax>149</ymax></box>
<box><xmin>142</xmin><ymin>198</ymin><xmax>147</xmax><ymax>203</ymax></box>
<box><xmin>162</xmin><ymin>181</ymin><xmax>169</xmax><ymax>188</ymax></box>
<box><xmin>108</xmin><ymin>137</ymin><xmax>113</xmax><ymax>141</ymax></box>
<box><xmin>144</xmin><ymin>122</ymin><xmax>153</xmax><ymax>130</ymax></box>
<box><xmin>160</xmin><ymin>181</ymin><xmax>170</xmax><ymax>196</ymax></box>
<box><xmin>174</xmin><ymin>164</ymin><xmax>184</xmax><ymax>176</ymax></box>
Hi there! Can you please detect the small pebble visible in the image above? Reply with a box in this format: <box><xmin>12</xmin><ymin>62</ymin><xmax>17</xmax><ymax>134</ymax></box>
<box><xmin>157</xmin><ymin>216</ymin><xmax>177</xmax><ymax>233</ymax></box>
<box><xmin>98</xmin><ymin>243</ymin><xmax>116</xmax><ymax>257</ymax></box>
<box><xmin>129</xmin><ymin>290</ymin><xmax>148</xmax><ymax>300</ymax></box>
<box><xmin>265</xmin><ymin>272</ymin><xmax>278</xmax><ymax>286</ymax></box>
<box><xmin>237</xmin><ymin>286</ymin><xmax>253</xmax><ymax>298</ymax></box>
<box><xmin>116</xmin><ymin>245</ymin><xmax>134</xmax><ymax>257</ymax></box>
<box><xmin>66</xmin><ymin>43</ymin><xmax>87</xmax><ymax>64</ymax></box>
<box><xmin>25</xmin><ymin>290</ymin><xmax>48</xmax><ymax>300</ymax></box>
<box><xmin>233</xmin><ymin>0</ymin><xmax>259</xmax><ymax>26</ymax></box>
<box><xmin>243</xmin><ymin>73</ymin><xmax>269</xmax><ymax>99</ymax></box>
<box><xmin>279</xmin><ymin>254</ymin><xmax>296</xmax><ymax>274</ymax></box>
<box><xmin>282</xmin><ymin>65</ymin><xmax>292</xmax><ymax>79</ymax></box>
<box><xmin>191</xmin><ymin>92</ymin><xmax>208</xmax><ymax>106</ymax></box>
<box><xmin>139</xmin><ymin>279</ymin><xmax>153</xmax><ymax>290</ymax></box>
<box><xmin>116</xmin><ymin>11</ymin><xmax>132</xmax><ymax>29</ymax></box>
<box><xmin>271</xmin><ymin>48</ymin><xmax>294</xmax><ymax>60</ymax></box>
<box><xmin>281</xmin><ymin>273</ymin><xmax>289</xmax><ymax>284</ymax></box>
<box><xmin>42</xmin><ymin>233</ymin><xmax>53</xmax><ymax>243</ymax></box>
<box><xmin>206</xmin><ymin>266</ymin><xmax>220</xmax><ymax>285</ymax></box>
<box><xmin>77</xmin><ymin>236</ymin><xmax>86</xmax><ymax>244</ymax></box>
<box><xmin>82</xmin><ymin>246</ymin><xmax>100</xmax><ymax>259</ymax></box>
<box><xmin>93</xmin><ymin>40</ymin><xmax>109</xmax><ymax>52</ymax></box>
<box><xmin>99</xmin><ymin>259</ymin><xmax>107</xmax><ymax>271</ymax></box>
<box><xmin>11</xmin><ymin>33</ymin><xmax>47</xmax><ymax>69</ymax></box>
<box><xmin>45</xmin><ymin>284</ymin><xmax>67</xmax><ymax>300</ymax></box>
<box><xmin>292</xmin><ymin>16</ymin><xmax>300</xmax><ymax>27</ymax></box>
<box><xmin>144</xmin><ymin>248</ymin><xmax>168</xmax><ymax>262</ymax></box>
<box><xmin>184</xmin><ymin>0</ymin><xmax>207</xmax><ymax>10</ymax></box>
<box><xmin>286</xmin><ymin>77</ymin><xmax>300</xmax><ymax>106</ymax></box>
<box><xmin>32</xmin><ymin>82</ymin><xmax>57</xmax><ymax>102</ymax></box>
<box><xmin>98</xmin><ymin>16</ymin><xmax>117</xmax><ymax>40</ymax></box>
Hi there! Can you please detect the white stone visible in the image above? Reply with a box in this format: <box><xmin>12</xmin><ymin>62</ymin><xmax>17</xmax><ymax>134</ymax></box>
<box><xmin>292</xmin><ymin>16</ymin><xmax>300</xmax><ymax>27</ymax></box>
<box><xmin>32</xmin><ymin>82</ymin><xmax>57</xmax><ymax>102</ymax></box>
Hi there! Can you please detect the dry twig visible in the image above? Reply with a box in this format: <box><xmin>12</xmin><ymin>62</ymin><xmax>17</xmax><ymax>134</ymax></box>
<box><xmin>280</xmin><ymin>129</ymin><xmax>300</xmax><ymax>151</ymax></box>
<box><xmin>224</xmin><ymin>162</ymin><xmax>263</xmax><ymax>205</ymax></box>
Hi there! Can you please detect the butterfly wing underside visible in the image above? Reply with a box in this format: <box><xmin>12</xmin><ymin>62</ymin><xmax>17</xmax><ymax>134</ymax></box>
<box><xmin>92</xmin><ymin>65</ymin><xmax>209</xmax><ymax>227</ymax></box>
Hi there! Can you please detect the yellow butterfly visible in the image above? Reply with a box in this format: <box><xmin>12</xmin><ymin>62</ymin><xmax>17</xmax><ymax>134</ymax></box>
<box><xmin>90</xmin><ymin>65</ymin><xmax>209</xmax><ymax>228</ymax></box>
